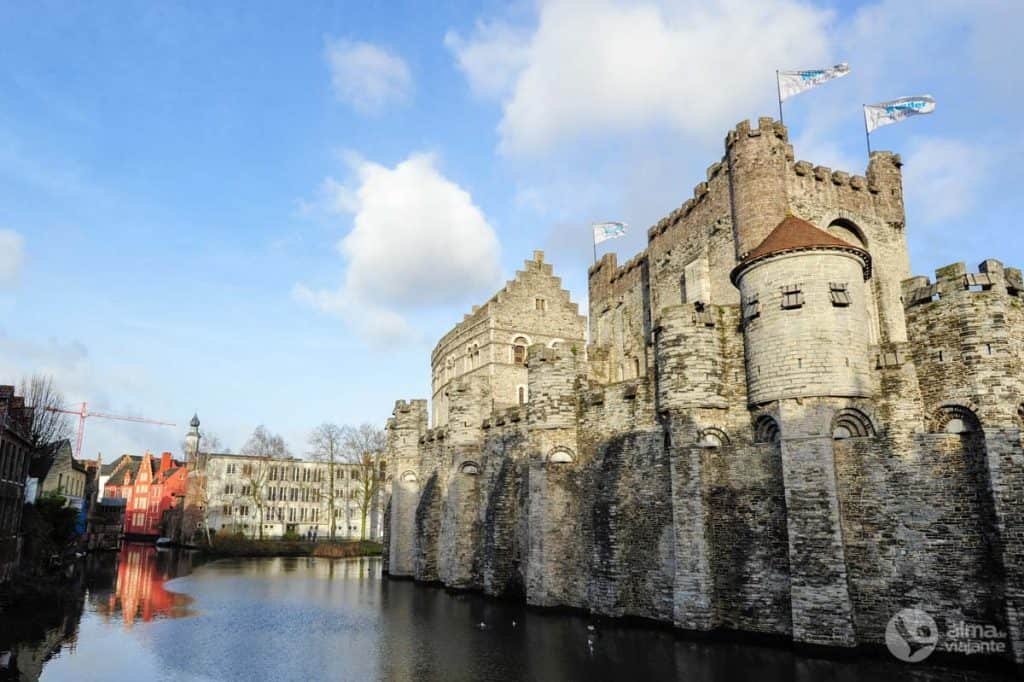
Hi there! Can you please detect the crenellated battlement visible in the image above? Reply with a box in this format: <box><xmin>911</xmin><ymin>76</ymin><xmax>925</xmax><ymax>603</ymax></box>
<box><xmin>646</xmin><ymin>158</ymin><xmax>729</xmax><ymax>243</ymax></box>
<box><xmin>792</xmin><ymin>161</ymin><xmax>869</xmax><ymax>193</ymax></box>
<box><xmin>902</xmin><ymin>259</ymin><xmax>1024</xmax><ymax>309</ymax></box>
<box><xmin>725</xmin><ymin>116</ymin><xmax>789</xmax><ymax>149</ymax></box>
<box><xmin>419</xmin><ymin>425</ymin><xmax>450</xmax><ymax>444</ymax></box>
<box><xmin>393</xmin><ymin>398</ymin><xmax>428</xmax><ymax>414</ymax></box>
<box><xmin>482</xmin><ymin>405</ymin><xmax>528</xmax><ymax>430</ymax></box>
<box><xmin>527</xmin><ymin>342</ymin><xmax>572</xmax><ymax>365</ymax></box>
<box><xmin>588</xmin><ymin>251</ymin><xmax>646</xmax><ymax>284</ymax></box>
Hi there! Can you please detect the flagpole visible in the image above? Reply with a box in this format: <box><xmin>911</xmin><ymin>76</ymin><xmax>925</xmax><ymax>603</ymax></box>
<box><xmin>862</xmin><ymin>105</ymin><xmax>872</xmax><ymax>157</ymax></box>
<box><xmin>776</xmin><ymin>70</ymin><xmax>784</xmax><ymax>124</ymax></box>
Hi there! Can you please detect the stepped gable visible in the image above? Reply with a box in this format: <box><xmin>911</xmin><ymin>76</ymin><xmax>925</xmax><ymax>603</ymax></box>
<box><xmin>731</xmin><ymin>214</ymin><xmax>871</xmax><ymax>283</ymax></box>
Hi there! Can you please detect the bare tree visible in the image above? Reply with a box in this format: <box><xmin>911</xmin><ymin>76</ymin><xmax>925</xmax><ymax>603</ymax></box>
<box><xmin>238</xmin><ymin>455</ymin><xmax>271</xmax><ymax>540</ymax></box>
<box><xmin>237</xmin><ymin>426</ymin><xmax>289</xmax><ymax>540</ymax></box>
<box><xmin>180</xmin><ymin>431</ymin><xmax>226</xmax><ymax>460</ymax></box>
<box><xmin>241</xmin><ymin>425</ymin><xmax>291</xmax><ymax>458</ymax></box>
<box><xmin>341</xmin><ymin>423</ymin><xmax>386</xmax><ymax>540</ymax></box>
<box><xmin>309</xmin><ymin>423</ymin><xmax>344</xmax><ymax>540</ymax></box>
<box><xmin>18</xmin><ymin>374</ymin><xmax>72</xmax><ymax>447</ymax></box>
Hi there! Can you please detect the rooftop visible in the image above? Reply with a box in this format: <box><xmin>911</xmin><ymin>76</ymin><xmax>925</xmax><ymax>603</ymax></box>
<box><xmin>732</xmin><ymin>214</ymin><xmax>871</xmax><ymax>283</ymax></box>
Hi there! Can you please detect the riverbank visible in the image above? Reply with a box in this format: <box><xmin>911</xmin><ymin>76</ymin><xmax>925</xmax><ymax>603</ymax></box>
<box><xmin>198</xmin><ymin>536</ymin><xmax>382</xmax><ymax>559</ymax></box>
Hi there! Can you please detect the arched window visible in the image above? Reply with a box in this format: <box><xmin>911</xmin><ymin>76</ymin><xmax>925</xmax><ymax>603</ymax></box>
<box><xmin>827</xmin><ymin>219</ymin><xmax>868</xmax><ymax>249</ymax></box>
<box><xmin>698</xmin><ymin>427</ymin><xmax>730</xmax><ymax>448</ymax></box>
<box><xmin>547</xmin><ymin>448</ymin><xmax>574</xmax><ymax>464</ymax></box>
<box><xmin>832</xmin><ymin>408</ymin><xmax>875</xmax><ymax>439</ymax></box>
<box><xmin>459</xmin><ymin>461</ymin><xmax>480</xmax><ymax>476</ymax></box>
<box><xmin>929</xmin><ymin>405</ymin><xmax>982</xmax><ymax>435</ymax></box>
<box><xmin>633</xmin><ymin>357</ymin><xmax>641</xmax><ymax>378</ymax></box>
<box><xmin>517</xmin><ymin>385</ymin><xmax>527</xmax><ymax>405</ymax></box>
<box><xmin>754</xmin><ymin>415</ymin><xmax>780</xmax><ymax>444</ymax></box>
<box><xmin>400</xmin><ymin>471</ymin><xmax>418</xmax><ymax>484</ymax></box>
<box><xmin>680</xmin><ymin>273</ymin><xmax>687</xmax><ymax>304</ymax></box>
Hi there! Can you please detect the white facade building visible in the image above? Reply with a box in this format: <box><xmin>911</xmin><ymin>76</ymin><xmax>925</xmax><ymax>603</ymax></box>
<box><xmin>204</xmin><ymin>453</ymin><xmax>384</xmax><ymax>541</ymax></box>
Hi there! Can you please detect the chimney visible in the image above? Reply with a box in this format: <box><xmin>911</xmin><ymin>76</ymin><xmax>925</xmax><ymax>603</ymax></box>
<box><xmin>160</xmin><ymin>452</ymin><xmax>172</xmax><ymax>472</ymax></box>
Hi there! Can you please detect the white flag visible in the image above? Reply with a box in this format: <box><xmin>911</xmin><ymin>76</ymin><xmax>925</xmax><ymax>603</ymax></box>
<box><xmin>593</xmin><ymin>221</ymin><xmax>627</xmax><ymax>245</ymax></box>
<box><xmin>777</xmin><ymin>63</ymin><xmax>850</xmax><ymax>101</ymax></box>
<box><xmin>864</xmin><ymin>95</ymin><xmax>936</xmax><ymax>133</ymax></box>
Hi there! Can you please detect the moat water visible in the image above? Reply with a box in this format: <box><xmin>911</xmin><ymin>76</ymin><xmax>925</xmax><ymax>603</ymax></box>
<box><xmin>0</xmin><ymin>544</ymin><xmax>1016</xmax><ymax>681</ymax></box>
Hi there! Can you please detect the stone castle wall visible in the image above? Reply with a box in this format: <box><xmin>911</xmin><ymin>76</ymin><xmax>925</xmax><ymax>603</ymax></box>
<box><xmin>380</xmin><ymin>118</ymin><xmax>1024</xmax><ymax>665</ymax></box>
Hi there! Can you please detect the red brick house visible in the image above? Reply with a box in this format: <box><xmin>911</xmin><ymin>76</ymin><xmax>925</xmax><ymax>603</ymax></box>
<box><xmin>103</xmin><ymin>452</ymin><xmax>187</xmax><ymax>538</ymax></box>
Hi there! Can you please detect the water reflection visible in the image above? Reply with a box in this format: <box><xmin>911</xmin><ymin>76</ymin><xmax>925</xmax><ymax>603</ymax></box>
<box><xmin>93</xmin><ymin>544</ymin><xmax>195</xmax><ymax>627</ymax></box>
<box><xmin>1</xmin><ymin>550</ymin><xmax>1018</xmax><ymax>681</ymax></box>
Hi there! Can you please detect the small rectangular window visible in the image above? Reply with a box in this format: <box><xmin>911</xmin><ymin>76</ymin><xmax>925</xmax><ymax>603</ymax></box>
<box><xmin>535</xmin><ymin>298</ymin><xmax>547</xmax><ymax>312</ymax></box>
<box><xmin>781</xmin><ymin>284</ymin><xmax>804</xmax><ymax>309</ymax></box>
<box><xmin>743</xmin><ymin>294</ymin><xmax>761</xmax><ymax>320</ymax></box>
<box><xmin>830</xmin><ymin>282</ymin><xmax>851</xmax><ymax>307</ymax></box>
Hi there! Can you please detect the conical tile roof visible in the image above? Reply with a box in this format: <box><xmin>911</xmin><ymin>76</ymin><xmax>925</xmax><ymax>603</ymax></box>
<box><xmin>732</xmin><ymin>214</ymin><xmax>871</xmax><ymax>283</ymax></box>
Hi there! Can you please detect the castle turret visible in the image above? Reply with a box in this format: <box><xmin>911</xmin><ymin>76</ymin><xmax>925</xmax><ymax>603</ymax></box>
<box><xmin>385</xmin><ymin>399</ymin><xmax>428</xmax><ymax>577</ymax></box>
<box><xmin>732</xmin><ymin>215</ymin><xmax>873</xmax><ymax>405</ymax></box>
<box><xmin>726</xmin><ymin>118</ymin><xmax>792</xmax><ymax>260</ymax></box>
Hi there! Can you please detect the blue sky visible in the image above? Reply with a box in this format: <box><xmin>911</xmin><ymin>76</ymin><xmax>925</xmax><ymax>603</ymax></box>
<box><xmin>1</xmin><ymin>0</ymin><xmax>1020</xmax><ymax>458</ymax></box>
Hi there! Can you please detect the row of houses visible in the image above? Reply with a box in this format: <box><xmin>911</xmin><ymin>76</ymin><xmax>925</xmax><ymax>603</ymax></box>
<box><xmin>0</xmin><ymin>386</ymin><xmax>107</xmax><ymax>582</ymax></box>
<box><xmin>101</xmin><ymin>452</ymin><xmax>188</xmax><ymax>537</ymax></box>
<box><xmin>1</xmin><ymin>396</ymin><xmax>385</xmax><ymax>577</ymax></box>
<box><xmin>0</xmin><ymin>386</ymin><xmax>34</xmax><ymax>583</ymax></box>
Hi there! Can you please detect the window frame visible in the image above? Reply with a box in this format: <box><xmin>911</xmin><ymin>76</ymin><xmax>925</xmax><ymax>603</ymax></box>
<box><xmin>780</xmin><ymin>284</ymin><xmax>804</xmax><ymax>310</ymax></box>
<box><xmin>829</xmin><ymin>282</ymin><xmax>851</xmax><ymax>307</ymax></box>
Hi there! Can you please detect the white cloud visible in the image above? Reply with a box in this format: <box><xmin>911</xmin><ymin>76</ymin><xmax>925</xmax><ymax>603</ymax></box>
<box><xmin>444</xmin><ymin>21</ymin><xmax>531</xmax><ymax>99</ymax></box>
<box><xmin>447</xmin><ymin>0</ymin><xmax>834</xmax><ymax>155</ymax></box>
<box><xmin>325</xmin><ymin>39</ymin><xmax>412</xmax><ymax>114</ymax></box>
<box><xmin>903</xmin><ymin>137</ymin><xmax>988</xmax><ymax>224</ymax></box>
<box><xmin>0</xmin><ymin>229</ymin><xmax>25</xmax><ymax>285</ymax></box>
<box><xmin>0</xmin><ymin>330</ymin><xmax>173</xmax><ymax>457</ymax></box>
<box><xmin>292</xmin><ymin>283</ymin><xmax>418</xmax><ymax>347</ymax></box>
<box><xmin>295</xmin><ymin>153</ymin><xmax>502</xmax><ymax>344</ymax></box>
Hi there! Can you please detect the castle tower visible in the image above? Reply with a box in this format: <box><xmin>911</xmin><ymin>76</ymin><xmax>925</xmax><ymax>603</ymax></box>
<box><xmin>525</xmin><ymin>344</ymin><xmax>587</xmax><ymax>607</ymax></box>
<box><xmin>385</xmin><ymin>399</ymin><xmax>428</xmax><ymax>577</ymax></box>
<box><xmin>726</xmin><ymin>117</ymin><xmax>792</xmax><ymax>260</ymax></box>
<box><xmin>731</xmin><ymin>215</ymin><xmax>874</xmax><ymax>404</ymax></box>
<box><xmin>731</xmin><ymin>214</ymin><xmax>873</xmax><ymax>648</ymax></box>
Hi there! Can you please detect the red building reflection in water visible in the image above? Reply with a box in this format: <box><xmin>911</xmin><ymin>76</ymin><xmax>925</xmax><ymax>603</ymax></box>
<box><xmin>97</xmin><ymin>543</ymin><xmax>194</xmax><ymax>628</ymax></box>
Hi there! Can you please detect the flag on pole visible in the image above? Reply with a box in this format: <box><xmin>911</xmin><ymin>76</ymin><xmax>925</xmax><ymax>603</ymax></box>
<box><xmin>864</xmin><ymin>95</ymin><xmax>936</xmax><ymax>133</ymax></box>
<box><xmin>592</xmin><ymin>221</ymin><xmax>627</xmax><ymax>245</ymax></box>
<box><xmin>777</xmin><ymin>63</ymin><xmax>850</xmax><ymax>101</ymax></box>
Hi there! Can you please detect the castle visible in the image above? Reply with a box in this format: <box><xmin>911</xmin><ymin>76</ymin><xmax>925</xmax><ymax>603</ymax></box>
<box><xmin>381</xmin><ymin>117</ymin><xmax>1024</xmax><ymax>663</ymax></box>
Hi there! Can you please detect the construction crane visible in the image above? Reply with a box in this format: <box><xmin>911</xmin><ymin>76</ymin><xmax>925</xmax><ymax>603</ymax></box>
<box><xmin>45</xmin><ymin>402</ymin><xmax>176</xmax><ymax>458</ymax></box>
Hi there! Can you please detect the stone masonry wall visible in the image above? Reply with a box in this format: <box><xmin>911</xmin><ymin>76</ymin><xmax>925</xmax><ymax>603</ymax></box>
<box><xmin>384</xmin><ymin>118</ymin><xmax>1024</xmax><ymax>665</ymax></box>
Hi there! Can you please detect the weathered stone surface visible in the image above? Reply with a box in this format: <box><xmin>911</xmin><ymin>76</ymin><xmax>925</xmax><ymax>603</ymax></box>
<box><xmin>381</xmin><ymin>117</ymin><xmax>1024</xmax><ymax>665</ymax></box>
